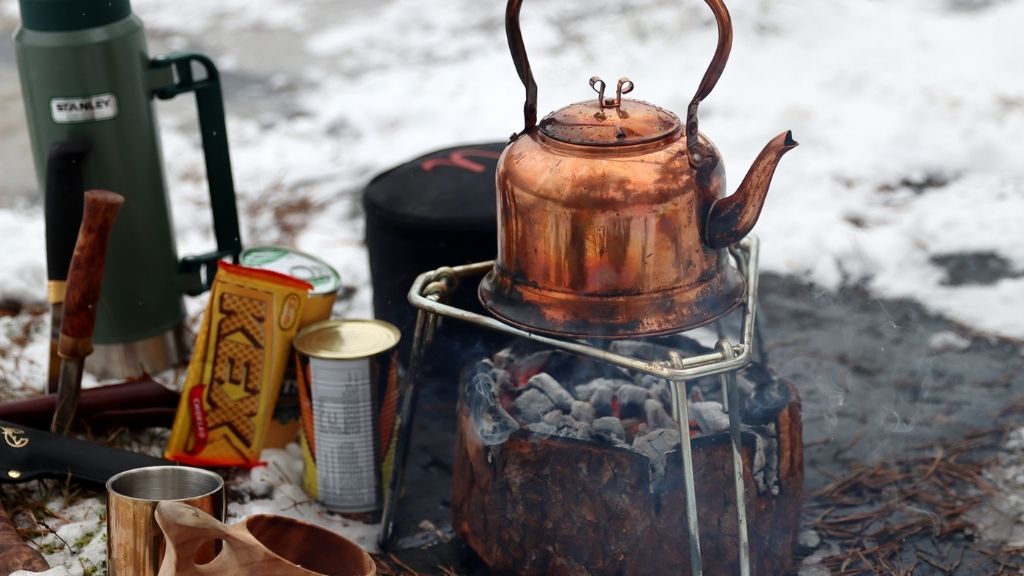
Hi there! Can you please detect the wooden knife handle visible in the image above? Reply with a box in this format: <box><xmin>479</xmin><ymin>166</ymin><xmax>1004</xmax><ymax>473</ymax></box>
<box><xmin>58</xmin><ymin>190</ymin><xmax>124</xmax><ymax>361</ymax></box>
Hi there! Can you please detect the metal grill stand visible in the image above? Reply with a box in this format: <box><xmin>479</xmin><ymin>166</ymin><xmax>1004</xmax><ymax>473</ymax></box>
<box><xmin>380</xmin><ymin>237</ymin><xmax>762</xmax><ymax>576</ymax></box>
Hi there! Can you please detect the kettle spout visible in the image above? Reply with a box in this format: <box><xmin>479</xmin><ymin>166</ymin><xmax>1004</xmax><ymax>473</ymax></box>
<box><xmin>704</xmin><ymin>130</ymin><xmax>798</xmax><ymax>249</ymax></box>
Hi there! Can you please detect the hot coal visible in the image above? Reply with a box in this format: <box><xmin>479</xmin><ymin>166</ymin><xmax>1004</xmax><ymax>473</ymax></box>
<box><xmin>514</xmin><ymin>388</ymin><xmax>556</xmax><ymax>424</ymax></box>
<box><xmin>479</xmin><ymin>346</ymin><xmax>692</xmax><ymax>447</ymax></box>
<box><xmin>540</xmin><ymin>409</ymin><xmax>592</xmax><ymax>441</ymax></box>
<box><xmin>589</xmin><ymin>385</ymin><xmax>614</xmax><ymax>418</ymax></box>
<box><xmin>574</xmin><ymin>377</ymin><xmax>630</xmax><ymax>401</ymax></box>
<box><xmin>570</xmin><ymin>400</ymin><xmax>596</xmax><ymax>423</ymax></box>
<box><xmin>457</xmin><ymin>337</ymin><xmax>803</xmax><ymax>575</ymax></box>
<box><xmin>632</xmin><ymin>427</ymin><xmax>682</xmax><ymax>487</ymax></box>
<box><xmin>640</xmin><ymin>375</ymin><xmax>673</xmax><ymax>408</ymax></box>
<box><xmin>468</xmin><ymin>339</ymin><xmax>790</xmax><ymax>493</ymax></box>
<box><xmin>592</xmin><ymin>416</ymin><xmax>626</xmax><ymax>445</ymax></box>
<box><xmin>526</xmin><ymin>421</ymin><xmax>557</xmax><ymax>437</ymax></box>
<box><xmin>527</xmin><ymin>372</ymin><xmax>574</xmax><ymax>411</ymax></box>
<box><xmin>690</xmin><ymin>401</ymin><xmax>730</xmax><ymax>434</ymax></box>
<box><xmin>503</xmin><ymin>349</ymin><xmax>554</xmax><ymax>384</ymax></box>
<box><xmin>616</xmin><ymin>384</ymin><xmax>651</xmax><ymax>418</ymax></box>
<box><xmin>644</xmin><ymin>398</ymin><xmax>673</xmax><ymax>429</ymax></box>
<box><xmin>472</xmin><ymin>359</ymin><xmax>515</xmax><ymax>395</ymax></box>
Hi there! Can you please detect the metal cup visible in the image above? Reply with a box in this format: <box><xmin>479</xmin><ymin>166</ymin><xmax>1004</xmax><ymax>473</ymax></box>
<box><xmin>106</xmin><ymin>466</ymin><xmax>225</xmax><ymax>576</ymax></box>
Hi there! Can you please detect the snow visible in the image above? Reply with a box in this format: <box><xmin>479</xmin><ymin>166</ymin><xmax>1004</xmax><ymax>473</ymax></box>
<box><xmin>0</xmin><ymin>0</ymin><xmax>1021</xmax><ymax>344</ymax></box>
<box><xmin>9</xmin><ymin>497</ymin><xmax>106</xmax><ymax>576</ymax></box>
<box><xmin>0</xmin><ymin>0</ymin><xmax>1022</xmax><ymax>572</ymax></box>
<box><xmin>228</xmin><ymin>444</ymin><xmax>381</xmax><ymax>553</ymax></box>
<box><xmin>10</xmin><ymin>443</ymin><xmax>378</xmax><ymax>576</ymax></box>
<box><xmin>928</xmin><ymin>330</ymin><xmax>973</xmax><ymax>353</ymax></box>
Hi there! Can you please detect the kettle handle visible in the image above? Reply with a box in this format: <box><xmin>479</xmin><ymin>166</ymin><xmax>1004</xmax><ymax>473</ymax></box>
<box><xmin>506</xmin><ymin>0</ymin><xmax>733</xmax><ymax>163</ymax></box>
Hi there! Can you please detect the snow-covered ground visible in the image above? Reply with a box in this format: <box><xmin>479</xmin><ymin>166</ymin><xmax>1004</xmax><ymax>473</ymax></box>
<box><xmin>0</xmin><ymin>0</ymin><xmax>1022</xmax><ymax>573</ymax></box>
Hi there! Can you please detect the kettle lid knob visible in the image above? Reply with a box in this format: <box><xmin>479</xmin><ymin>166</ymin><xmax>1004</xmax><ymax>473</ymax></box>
<box><xmin>589</xmin><ymin>77</ymin><xmax>635</xmax><ymax>109</ymax></box>
<box><xmin>538</xmin><ymin>78</ymin><xmax>682</xmax><ymax>147</ymax></box>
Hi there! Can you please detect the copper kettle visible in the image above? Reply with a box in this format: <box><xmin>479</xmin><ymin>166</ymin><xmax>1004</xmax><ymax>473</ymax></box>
<box><xmin>479</xmin><ymin>0</ymin><xmax>798</xmax><ymax>339</ymax></box>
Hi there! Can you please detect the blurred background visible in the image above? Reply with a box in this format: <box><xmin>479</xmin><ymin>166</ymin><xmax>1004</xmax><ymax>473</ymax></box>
<box><xmin>0</xmin><ymin>0</ymin><xmax>1021</xmax><ymax>332</ymax></box>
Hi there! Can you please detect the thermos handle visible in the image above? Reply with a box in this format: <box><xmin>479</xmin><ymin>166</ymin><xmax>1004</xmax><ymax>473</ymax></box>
<box><xmin>151</xmin><ymin>52</ymin><xmax>242</xmax><ymax>296</ymax></box>
<box><xmin>505</xmin><ymin>0</ymin><xmax>734</xmax><ymax>164</ymax></box>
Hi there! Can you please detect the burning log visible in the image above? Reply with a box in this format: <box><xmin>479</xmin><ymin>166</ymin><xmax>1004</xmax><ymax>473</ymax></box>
<box><xmin>453</xmin><ymin>342</ymin><xmax>804</xmax><ymax>575</ymax></box>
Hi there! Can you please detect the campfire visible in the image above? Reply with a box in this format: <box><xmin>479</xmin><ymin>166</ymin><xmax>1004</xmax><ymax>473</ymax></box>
<box><xmin>451</xmin><ymin>335</ymin><xmax>803</xmax><ymax>575</ymax></box>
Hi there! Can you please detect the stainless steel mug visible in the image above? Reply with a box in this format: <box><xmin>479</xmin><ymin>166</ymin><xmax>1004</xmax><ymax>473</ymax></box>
<box><xmin>106</xmin><ymin>466</ymin><xmax>225</xmax><ymax>576</ymax></box>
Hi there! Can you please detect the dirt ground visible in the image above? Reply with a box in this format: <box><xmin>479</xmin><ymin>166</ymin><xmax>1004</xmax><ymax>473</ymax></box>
<box><xmin>385</xmin><ymin>272</ymin><xmax>1024</xmax><ymax>575</ymax></box>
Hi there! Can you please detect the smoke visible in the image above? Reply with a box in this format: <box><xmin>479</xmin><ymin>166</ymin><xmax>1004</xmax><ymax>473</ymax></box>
<box><xmin>773</xmin><ymin>353</ymin><xmax>849</xmax><ymax>440</ymax></box>
<box><xmin>466</xmin><ymin>369</ymin><xmax>519</xmax><ymax>446</ymax></box>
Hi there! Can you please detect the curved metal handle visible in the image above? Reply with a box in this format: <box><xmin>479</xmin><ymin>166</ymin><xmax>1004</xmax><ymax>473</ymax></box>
<box><xmin>506</xmin><ymin>0</ymin><xmax>734</xmax><ymax>162</ymax></box>
<box><xmin>152</xmin><ymin>52</ymin><xmax>243</xmax><ymax>295</ymax></box>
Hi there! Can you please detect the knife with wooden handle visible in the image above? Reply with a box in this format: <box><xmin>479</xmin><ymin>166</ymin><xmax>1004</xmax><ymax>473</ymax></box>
<box><xmin>51</xmin><ymin>190</ymin><xmax>124</xmax><ymax>434</ymax></box>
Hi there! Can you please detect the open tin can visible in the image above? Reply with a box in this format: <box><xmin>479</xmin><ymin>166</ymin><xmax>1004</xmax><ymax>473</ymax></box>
<box><xmin>240</xmin><ymin>246</ymin><xmax>341</xmax><ymax>327</ymax></box>
<box><xmin>293</xmin><ymin>319</ymin><xmax>401</xmax><ymax>514</ymax></box>
<box><xmin>240</xmin><ymin>246</ymin><xmax>342</xmax><ymax>448</ymax></box>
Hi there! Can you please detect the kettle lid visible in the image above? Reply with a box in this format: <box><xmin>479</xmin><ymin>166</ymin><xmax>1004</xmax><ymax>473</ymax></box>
<box><xmin>538</xmin><ymin>77</ymin><xmax>681</xmax><ymax>147</ymax></box>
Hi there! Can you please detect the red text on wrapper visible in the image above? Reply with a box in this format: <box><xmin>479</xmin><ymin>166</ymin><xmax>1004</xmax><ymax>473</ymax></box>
<box><xmin>189</xmin><ymin>385</ymin><xmax>209</xmax><ymax>453</ymax></box>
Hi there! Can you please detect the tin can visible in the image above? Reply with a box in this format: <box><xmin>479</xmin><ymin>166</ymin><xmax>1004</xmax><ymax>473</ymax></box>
<box><xmin>240</xmin><ymin>247</ymin><xmax>342</xmax><ymax>448</ymax></box>
<box><xmin>240</xmin><ymin>246</ymin><xmax>341</xmax><ymax>328</ymax></box>
<box><xmin>293</xmin><ymin>319</ymin><xmax>401</xmax><ymax>513</ymax></box>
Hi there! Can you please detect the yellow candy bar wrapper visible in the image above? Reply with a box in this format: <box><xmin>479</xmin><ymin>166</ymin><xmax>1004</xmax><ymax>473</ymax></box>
<box><xmin>166</xmin><ymin>262</ymin><xmax>310</xmax><ymax>467</ymax></box>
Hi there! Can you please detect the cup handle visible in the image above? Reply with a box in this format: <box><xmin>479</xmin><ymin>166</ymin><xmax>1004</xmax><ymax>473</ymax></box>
<box><xmin>155</xmin><ymin>501</ymin><xmax>231</xmax><ymax>575</ymax></box>
<box><xmin>151</xmin><ymin>52</ymin><xmax>243</xmax><ymax>296</ymax></box>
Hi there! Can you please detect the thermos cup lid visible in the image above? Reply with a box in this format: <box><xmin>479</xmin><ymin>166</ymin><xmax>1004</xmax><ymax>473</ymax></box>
<box><xmin>19</xmin><ymin>0</ymin><xmax>131</xmax><ymax>32</ymax></box>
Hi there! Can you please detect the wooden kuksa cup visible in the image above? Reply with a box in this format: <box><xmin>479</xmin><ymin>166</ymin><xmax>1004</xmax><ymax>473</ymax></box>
<box><xmin>155</xmin><ymin>501</ymin><xmax>376</xmax><ymax>576</ymax></box>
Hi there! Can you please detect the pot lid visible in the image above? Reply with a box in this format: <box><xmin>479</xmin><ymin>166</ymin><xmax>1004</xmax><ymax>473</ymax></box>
<box><xmin>538</xmin><ymin>77</ymin><xmax>681</xmax><ymax>147</ymax></box>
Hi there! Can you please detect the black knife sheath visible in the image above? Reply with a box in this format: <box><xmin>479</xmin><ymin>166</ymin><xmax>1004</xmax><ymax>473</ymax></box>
<box><xmin>0</xmin><ymin>420</ymin><xmax>168</xmax><ymax>486</ymax></box>
<box><xmin>45</xmin><ymin>140</ymin><xmax>90</xmax><ymax>283</ymax></box>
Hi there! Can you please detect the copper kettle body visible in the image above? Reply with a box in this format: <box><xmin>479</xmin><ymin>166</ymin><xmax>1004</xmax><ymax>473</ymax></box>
<box><xmin>479</xmin><ymin>0</ymin><xmax>798</xmax><ymax>339</ymax></box>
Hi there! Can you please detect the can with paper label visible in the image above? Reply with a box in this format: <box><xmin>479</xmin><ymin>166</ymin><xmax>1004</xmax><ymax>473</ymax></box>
<box><xmin>293</xmin><ymin>319</ymin><xmax>401</xmax><ymax>514</ymax></box>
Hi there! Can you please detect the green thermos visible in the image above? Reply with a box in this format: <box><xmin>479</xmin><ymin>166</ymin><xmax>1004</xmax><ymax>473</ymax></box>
<box><xmin>15</xmin><ymin>0</ymin><xmax>242</xmax><ymax>379</ymax></box>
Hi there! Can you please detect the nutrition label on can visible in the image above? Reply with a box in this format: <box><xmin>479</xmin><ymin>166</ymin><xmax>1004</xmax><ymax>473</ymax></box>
<box><xmin>310</xmin><ymin>357</ymin><xmax>378</xmax><ymax>511</ymax></box>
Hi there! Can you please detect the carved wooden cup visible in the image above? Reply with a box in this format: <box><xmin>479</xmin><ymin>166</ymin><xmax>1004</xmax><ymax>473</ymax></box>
<box><xmin>155</xmin><ymin>501</ymin><xmax>376</xmax><ymax>576</ymax></box>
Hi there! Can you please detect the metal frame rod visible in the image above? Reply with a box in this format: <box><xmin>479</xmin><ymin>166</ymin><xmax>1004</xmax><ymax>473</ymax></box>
<box><xmin>380</xmin><ymin>238</ymin><xmax>762</xmax><ymax>575</ymax></box>
<box><xmin>404</xmin><ymin>237</ymin><xmax>760</xmax><ymax>383</ymax></box>
<box><xmin>719</xmin><ymin>341</ymin><xmax>751</xmax><ymax>576</ymax></box>
<box><xmin>379</xmin><ymin>307</ymin><xmax>433</xmax><ymax>547</ymax></box>
<box><xmin>669</xmin><ymin>351</ymin><xmax>703</xmax><ymax>576</ymax></box>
